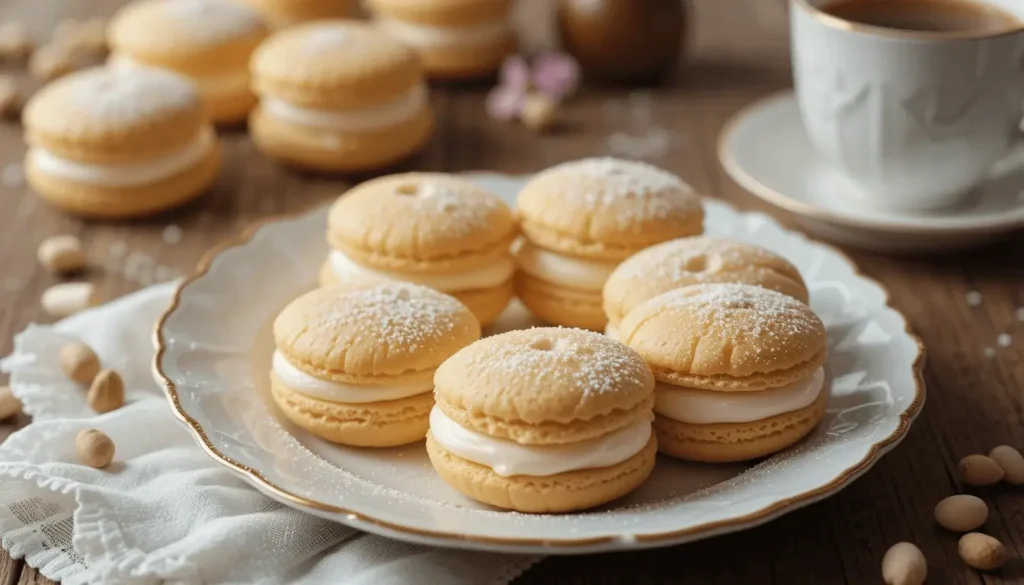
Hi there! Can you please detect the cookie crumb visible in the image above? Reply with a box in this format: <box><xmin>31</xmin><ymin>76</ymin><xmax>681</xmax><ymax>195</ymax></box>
<box><xmin>997</xmin><ymin>333</ymin><xmax>1011</xmax><ymax>347</ymax></box>
<box><xmin>965</xmin><ymin>291</ymin><xmax>982</xmax><ymax>306</ymax></box>
<box><xmin>983</xmin><ymin>347</ymin><xmax>995</xmax><ymax>359</ymax></box>
<box><xmin>162</xmin><ymin>224</ymin><xmax>183</xmax><ymax>245</ymax></box>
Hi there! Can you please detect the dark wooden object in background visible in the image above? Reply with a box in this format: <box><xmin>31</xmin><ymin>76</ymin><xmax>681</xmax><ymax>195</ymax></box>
<box><xmin>0</xmin><ymin>0</ymin><xmax>1021</xmax><ymax>583</ymax></box>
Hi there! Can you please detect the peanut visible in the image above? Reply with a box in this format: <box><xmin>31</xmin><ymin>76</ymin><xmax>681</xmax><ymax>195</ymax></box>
<box><xmin>988</xmin><ymin>445</ymin><xmax>1024</xmax><ymax>485</ymax></box>
<box><xmin>520</xmin><ymin>92</ymin><xmax>558</xmax><ymax>133</ymax></box>
<box><xmin>0</xmin><ymin>22</ymin><xmax>34</xmax><ymax>61</ymax></box>
<box><xmin>75</xmin><ymin>428</ymin><xmax>114</xmax><ymax>468</ymax></box>
<box><xmin>934</xmin><ymin>494</ymin><xmax>987</xmax><ymax>532</ymax></box>
<box><xmin>38</xmin><ymin>234</ymin><xmax>86</xmax><ymax>274</ymax></box>
<box><xmin>958</xmin><ymin>533</ymin><xmax>1005</xmax><ymax>571</ymax></box>
<box><xmin>40</xmin><ymin>282</ymin><xmax>96</xmax><ymax>317</ymax></box>
<box><xmin>959</xmin><ymin>454</ymin><xmax>1005</xmax><ymax>486</ymax></box>
<box><xmin>59</xmin><ymin>341</ymin><xmax>100</xmax><ymax>383</ymax></box>
<box><xmin>881</xmin><ymin>542</ymin><xmax>927</xmax><ymax>585</ymax></box>
<box><xmin>87</xmin><ymin>369</ymin><xmax>124</xmax><ymax>413</ymax></box>
<box><xmin>0</xmin><ymin>386</ymin><xmax>22</xmax><ymax>420</ymax></box>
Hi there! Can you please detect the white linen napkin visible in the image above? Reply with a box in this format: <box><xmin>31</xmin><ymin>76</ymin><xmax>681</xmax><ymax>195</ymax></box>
<box><xmin>0</xmin><ymin>282</ymin><xmax>540</xmax><ymax>585</ymax></box>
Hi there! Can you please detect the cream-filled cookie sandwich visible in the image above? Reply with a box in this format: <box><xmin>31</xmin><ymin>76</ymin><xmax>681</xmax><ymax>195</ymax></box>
<box><xmin>23</xmin><ymin>66</ymin><xmax>221</xmax><ymax>219</ymax></box>
<box><xmin>323</xmin><ymin>173</ymin><xmax>517</xmax><ymax>326</ymax></box>
<box><xmin>603</xmin><ymin>236</ymin><xmax>809</xmax><ymax>339</ymax></box>
<box><xmin>514</xmin><ymin>158</ymin><xmax>704</xmax><ymax>331</ymax></box>
<box><xmin>271</xmin><ymin>282</ymin><xmax>480</xmax><ymax>447</ymax></box>
<box><xmin>250</xmin><ymin>21</ymin><xmax>434</xmax><ymax>173</ymax></box>
<box><xmin>108</xmin><ymin>0</ymin><xmax>268</xmax><ymax>125</ymax></box>
<box><xmin>620</xmin><ymin>283</ymin><xmax>827</xmax><ymax>463</ymax></box>
<box><xmin>366</xmin><ymin>0</ymin><xmax>516</xmax><ymax>79</ymax></box>
<box><xmin>428</xmin><ymin>328</ymin><xmax>657</xmax><ymax>513</ymax></box>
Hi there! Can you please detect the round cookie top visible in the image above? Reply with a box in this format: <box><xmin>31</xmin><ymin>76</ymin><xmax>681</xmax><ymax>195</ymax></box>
<box><xmin>366</xmin><ymin>0</ymin><xmax>513</xmax><ymax>26</ymax></box>
<box><xmin>328</xmin><ymin>173</ymin><xmax>516</xmax><ymax>272</ymax></box>
<box><xmin>23</xmin><ymin>66</ymin><xmax>205</xmax><ymax>163</ymax></box>
<box><xmin>603</xmin><ymin>237</ymin><xmax>809</xmax><ymax>325</ymax></box>
<box><xmin>274</xmin><ymin>282</ymin><xmax>481</xmax><ymax>382</ymax></box>
<box><xmin>620</xmin><ymin>283</ymin><xmax>826</xmax><ymax>391</ymax></box>
<box><xmin>250</xmin><ymin>20</ymin><xmax>423</xmax><ymax>109</ymax></box>
<box><xmin>109</xmin><ymin>0</ymin><xmax>268</xmax><ymax>73</ymax></box>
<box><xmin>516</xmin><ymin>158</ymin><xmax>704</xmax><ymax>260</ymax></box>
<box><xmin>434</xmin><ymin>327</ymin><xmax>655</xmax><ymax>444</ymax></box>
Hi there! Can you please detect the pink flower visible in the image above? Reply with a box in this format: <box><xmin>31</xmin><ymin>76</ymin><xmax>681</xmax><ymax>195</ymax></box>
<box><xmin>532</xmin><ymin>52</ymin><xmax>580</xmax><ymax>100</ymax></box>
<box><xmin>486</xmin><ymin>53</ymin><xmax>580</xmax><ymax>121</ymax></box>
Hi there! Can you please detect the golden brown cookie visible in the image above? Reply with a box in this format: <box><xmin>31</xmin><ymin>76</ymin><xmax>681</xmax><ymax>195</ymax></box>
<box><xmin>271</xmin><ymin>282</ymin><xmax>480</xmax><ymax>447</ymax></box>
<box><xmin>108</xmin><ymin>0</ymin><xmax>268</xmax><ymax>124</ymax></box>
<box><xmin>603</xmin><ymin>236</ymin><xmax>808</xmax><ymax>337</ymax></box>
<box><xmin>366</xmin><ymin>0</ymin><xmax>516</xmax><ymax>78</ymax></box>
<box><xmin>619</xmin><ymin>283</ymin><xmax>828</xmax><ymax>462</ymax></box>
<box><xmin>23</xmin><ymin>66</ymin><xmax>220</xmax><ymax>218</ymax></box>
<box><xmin>514</xmin><ymin>158</ymin><xmax>704</xmax><ymax>330</ymax></box>
<box><xmin>428</xmin><ymin>327</ymin><xmax>657</xmax><ymax>512</ymax></box>
<box><xmin>322</xmin><ymin>173</ymin><xmax>517</xmax><ymax>326</ymax></box>
<box><xmin>249</xmin><ymin>21</ymin><xmax>435</xmax><ymax>172</ymax></box>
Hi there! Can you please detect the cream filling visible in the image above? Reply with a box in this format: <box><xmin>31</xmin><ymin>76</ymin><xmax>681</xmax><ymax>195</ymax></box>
<box><xmin>108</xmin><ymin>54</ymin><xmax>251</xmax><ymax>98</ymax></box>
<box><xmin>330</xmin><ymin>249</ymin><xmax>514</xmax><ymax>293</ymax></box>
<box><xmin>515</xmin><ymin>241</ymin><xmax>617</xmax><ymax>291</ymax></box>
<box><xmin>378</xmin><ymin>17</ymin><xmax>511</xmax><ymax>48</ymax></box>
<box><xmin>272</xmin><ymin>350</ymin><xmax>432</xmax><ymax>403</ymax></box>
<box><xmin>654</xmin><ymin>367</ymin><xmax>825</xmax><ymax>424</ymax></box>
<box><xmin>261</xmin><ymin>84</ymin><xmax>427</xmax><ymax>132</ymax></box>
<box><xmin>429</xmin><ymin>407</ymin><xmax>652</xmax><ymax>477</ymax></box>
<box><xmin>604</xmin><ymin>324</ymin><xmax>619</xmax><ymax>339</ymax></box>
<box><xmin>30</xmin><ymin>127</ymin><xmax>214</xmax><ymax>188</ymax></box>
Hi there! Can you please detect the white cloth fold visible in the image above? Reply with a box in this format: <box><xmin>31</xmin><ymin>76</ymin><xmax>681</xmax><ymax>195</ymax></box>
<box><xmin>0</xmin><ymin>282</ymin><xmax>540</xmax><ymax>585</ymax></box>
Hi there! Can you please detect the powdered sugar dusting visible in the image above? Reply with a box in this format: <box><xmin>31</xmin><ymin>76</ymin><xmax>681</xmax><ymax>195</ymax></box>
<box><xmin>165</xmin><ymin>0</ymin><xmax>264</xmax><ymax>45</ymax></box>
<box><xmin>302</xmin><ymin>23</ymin><xmax>359</xmax><ymax>55</ymax></box>
<box><xmin>395</xmin><ymin>177</ymin><xmax>507</xmax><ymax>238</ymax></box>
<box><xmin>644</xmin><ymin>284</ymin><xmax>822</xmax><ymax>359</ymax></box>
<box><xmin>463</xmin><ymin>328</ymin><xmax>652</xmax><ymax>399</ymax></box>
<box><xmin>614</xmin><ymin>237</ymin><xmax>787</xmax><ymax>283</ymax></box>
<box><xmin>71</xmin><ymin>68</ymin><xmax>197</xmax><ymax>122</ymax></box>
<box><xmin>531</xmin><ymin>157</ymin><xmax>701</xmax><ymax>229</ymax></box>
<box><xmin>309</xmin><ymin>282</ymin><xmax>471</xmax><ymax>353</ymax></box>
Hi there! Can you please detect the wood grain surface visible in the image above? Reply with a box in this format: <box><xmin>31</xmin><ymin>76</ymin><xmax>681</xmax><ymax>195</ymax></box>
<box><xmin>1</xmin><ymin>0</ymin><xmax>1022</xmax><ymax>583</ymax></box>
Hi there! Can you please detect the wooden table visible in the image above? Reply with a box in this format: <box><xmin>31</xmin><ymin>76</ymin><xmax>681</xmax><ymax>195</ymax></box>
<box><xmin>2</xmin><ymin>0</ymin><xmax>1022</xmax><ymax>583</ymax></box>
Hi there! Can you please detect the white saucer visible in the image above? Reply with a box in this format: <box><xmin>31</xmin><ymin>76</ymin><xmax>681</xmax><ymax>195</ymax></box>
<box><xmin>718</xmin><ymin>91</ymin><xmax>1024</xmax><ymax>252</ymax></box>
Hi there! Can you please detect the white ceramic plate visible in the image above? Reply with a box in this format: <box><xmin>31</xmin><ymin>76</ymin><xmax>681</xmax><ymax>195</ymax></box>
<box><xmin>718</xmin><ymin>91</ymin><xmax>1024</xmax><ymax>252</ymax></box>
<box><xmin>154</xmin><ymin>173</ymin><xmax>925</xmax><ymax>554</ymax></box>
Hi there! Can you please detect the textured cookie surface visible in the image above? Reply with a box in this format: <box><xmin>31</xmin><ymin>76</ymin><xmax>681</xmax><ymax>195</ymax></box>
<box><xmin>516</xmin><ymin>158</ymin><xmax>704</xmax><ymax>260</ymax></box>
<box><xmin>250</xmin><ymin>20</ymin><xmax>422</xmax><ymax>109</ymax></box>
<box><xmin>272</xmin><ymin>375</ymin><xmax>432</xmax><ymax>447</ymax></box>
<box><xmin>273</xmin><ymin>282</ymin><xmax>480</xmax><ymax>382</ymax></box>
<box><xmin>620</xmin><ymin>283</ymin><xmax>826</xmax><ymax>391</ymax></box>
<box><xmin>241</xmin><ymin>0</ymin><xmax>361</xmax><ymax>27</ymax></box>
<box><xmin>604</xmin><ymin>236</ymin><xmax>809</xmax><ymax>324</ymax></box>
<box><xmin>655</xmin><ymin>385</ymin><xmax>827</xmax><ymax>462</ymax></box>
<box><xmin>427</xmin><ymin>432</ymin><xmax>657</xmax><ymax>513</ymax></box>
<box><xmin>109</xmin><ymin>0</ymin><xmax>267</xmax><ymax>71</ymax></box>
<box><xmin>434</xmin><ymin>327</ymin><xmax>654</xmax><ymax>444</ymax></box>
<box><xmin>367</xmin><ymin>0</ymin><xmax>512</xmax><ymax>25</ymax></box>
<box><xmin>23</xmin><ymin>67</ymin><xmax>205</xmax><ymax>163</ymax></box>
<box><xmin>327</xmin><ymin>173</ymin><xmax>515</xmax><ymax>270</ymax></box>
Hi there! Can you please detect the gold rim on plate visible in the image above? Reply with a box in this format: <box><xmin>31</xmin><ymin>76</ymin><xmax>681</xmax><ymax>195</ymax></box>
<box><xmin>791</xmin><ymin>0</ymin><xmax>1023</xmax><ymax>41</ymax></box>
<box><xmin>152</xmin><ymin>178</ymin><xmax>926</xmax><ymax>549</ymax></box>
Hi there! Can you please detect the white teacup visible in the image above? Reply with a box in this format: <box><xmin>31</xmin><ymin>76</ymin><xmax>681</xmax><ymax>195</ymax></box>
<box><xmin>790</xmin><ymin>0</ymin><xmax>1024</xmax><ymax>212</ymax></box>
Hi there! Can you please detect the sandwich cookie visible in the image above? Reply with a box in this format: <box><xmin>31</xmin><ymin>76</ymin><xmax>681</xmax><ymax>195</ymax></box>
<box><xmin>250</xmin><ymin>21</ymin><xmax>434</xmax><ymax>173</ymax></box>
<box><xmin>237</xmin><ymin>0</ymin><xmax>361</xmax><ymax>29</ymax></box>
<box><xmin>428</xmin><ymin>327</ymin><xmax>657</xmax><ymax>513</ymax></box>
<box><xmin>619</xmin><ymin>283</ymin><xmax>828</xmax><ymax>463</ymax></box>
<box><xmin>23</xmin><ymin>66</ymin><xmax>221</xmax><ymax>219</ymax></box>
<box><xmin>271</xmin><ymin>282</ymin><xmax>480</xmax><ymax>447</ymax></box>
<box><xmin>513</xmin><ymin>157</ymin><xmax>704</xmax><ymax>331</ymax></box>
<box><xmin>108</xmin><ymin>0</ymin><xmax>268</xmax><ymax>125</ymax></box>
<box><xmin>366</xmin><ymin>0</ymin><xmax>516</xmax><ymax>79</ymax></box>
<box><xmin>323</xmin><ymin>173</ymin><xmax>517</xmax><ymax>326</ymax></box>
<box><xmin>603</xmin><ymin>236</ymin><xmax>808</xmax><ymax>339</ymax></box>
